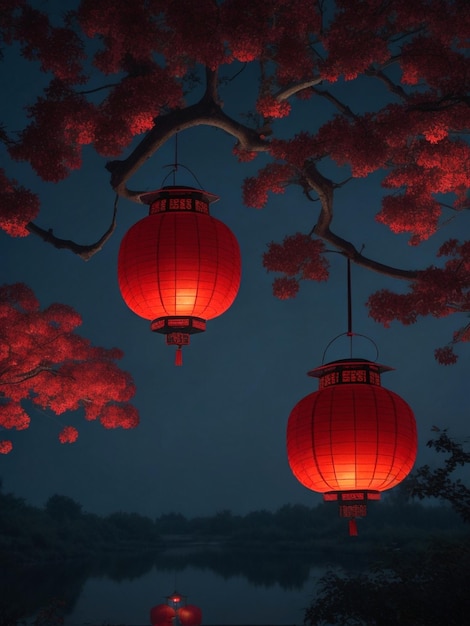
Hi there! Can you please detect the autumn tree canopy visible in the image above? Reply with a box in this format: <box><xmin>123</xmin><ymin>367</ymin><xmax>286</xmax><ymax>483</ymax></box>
<box><xmin>1</xmin><ymin>0</ymin><xmax>469</xmax><ymax>362</ymax></box>
<box><xmin>0</xmin><ymin>283</ymin><xmax>139</xmax><ymax>454</ymax></box>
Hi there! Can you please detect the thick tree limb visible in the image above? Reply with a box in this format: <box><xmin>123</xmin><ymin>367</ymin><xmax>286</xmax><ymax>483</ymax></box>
<box><xmin>26</xmin><ymin>195</ymin><xmax>118</xmax><ymax>261</ymax></box>
<box><xmin>303</xmin><ymin>163</ymin><xmax>418</xmax><ymax>280</ymax></box>
<box><xmin>106</xmin><ymin>98</ymin><xmax>269</xmax><ymax>202</ymax></box>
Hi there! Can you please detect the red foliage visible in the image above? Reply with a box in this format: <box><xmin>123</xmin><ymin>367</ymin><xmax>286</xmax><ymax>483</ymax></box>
<box><xmin>59</xmin><ymin>426</ymin><xmax>79</xmax><ymax>444</ymax></box>
<box><xmin>256</xmin><ymin>95</ymin><xmax>292</xmax><ymax>119</ymax></box>
<box><xmin>368</xmin><ymin>240</ymin><xmax>470</xmax><ymax>361</ymax></box>
<box><xmin>1</xmin><ymin>1</ymin><xmax>470</xmax><ymax>364</ymax></box>
<box><xmin>272</xmin><ymin>277</ymin><xmax>300</xmax><ymax>300</ymax></box>
<box><xmin>263</xmin><ymin>233</ymin><xmax>329</xmax><ymax>298</ymax></box>
<box><xmin>0</xmin><ymin>283</ymin><xmax>139</xmax><ymax>453</ymax></box>
<box><xmin>13</xmin><ymin>5</ymin><xmax>85</xmax><ymax>83</ymax></box>
<box><xmin>0</xmin><ymin>169</ymin><xmax>39</xmax><ymax>236</ymax></box>
<box><xmin>243</xmin><ymin>163</ymin><xmax>295</xmax><ymax>208</ymax></box>
<box><xmin>8</xmin><ymin>80</ymin><xmax>97</xmax><ymax>181</ymax></box>
<box><xmin>0</xmin><ymin>441</ymin><xmax>13</xmax><ymax>455</ymax></box>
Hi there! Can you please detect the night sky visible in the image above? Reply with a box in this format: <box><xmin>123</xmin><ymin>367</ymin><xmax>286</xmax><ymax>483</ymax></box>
<box><xmin>1</xmin><ymin>2</ymin><xmax>469</xmax><ymax>520</ymax></box>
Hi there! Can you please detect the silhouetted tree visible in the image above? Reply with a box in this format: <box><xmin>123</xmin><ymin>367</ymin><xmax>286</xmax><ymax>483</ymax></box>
<box><xmin>45</xmin><ymin>495</ymin><xmax>83</xmax><ymax>522</ymax></box>
<box><xmin>304</xmin><ymin>430</ymin><xmax>470</xmax><ymax>626</ymax></box>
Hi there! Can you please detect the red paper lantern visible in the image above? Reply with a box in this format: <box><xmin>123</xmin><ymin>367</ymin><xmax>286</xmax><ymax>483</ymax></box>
<box><xmin>287</xmin><ymin>358</ymin><xmax>417</xmax><ymax>535</ymax></box>
<box><xmin>150</xmin><ymin>604</ymin><xmax>176</xmax><ymax>626</ymax></box>
<box><xmin>118</xmin><ymin>186</ymin><xmax>241</xmax><ymax>364</ymax></box>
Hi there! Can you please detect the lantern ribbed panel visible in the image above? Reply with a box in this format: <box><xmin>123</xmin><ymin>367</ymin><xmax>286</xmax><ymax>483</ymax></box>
<box><xmin>118</xmin><ymin>211</ymin><xmax>241</xmax><ymax>321</ymax></box>
<box><xmin>287</xmin><ymin>384</ymin><xmax>417</xmax><ymax>494</ymax></box>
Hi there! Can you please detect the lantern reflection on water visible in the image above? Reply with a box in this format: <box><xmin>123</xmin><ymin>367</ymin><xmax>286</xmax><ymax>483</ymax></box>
<box><xmin>150</xmin><ymin>589</ymin><xmax>202</xmax><ymax>626</ymax></box>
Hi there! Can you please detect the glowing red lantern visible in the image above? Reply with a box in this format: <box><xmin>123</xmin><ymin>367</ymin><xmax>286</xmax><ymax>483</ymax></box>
<box><xmin>150</xmin><ymin>604</ymin><xmax>176</xmax><ymax>626</ymax></box>
<box><xmin>118</xmin><ymin>186</ymin><xmax>241</xmax><ymax>364</ymax></box>
<box><xmin>178</xmin><ymin>605</ymin><xmax>203</xmax><ymax>626</ymax></box>
<box><xmin>287</xmin><ymin>358</ymin><xmax>417</xmax><ymax>535</ymax></box>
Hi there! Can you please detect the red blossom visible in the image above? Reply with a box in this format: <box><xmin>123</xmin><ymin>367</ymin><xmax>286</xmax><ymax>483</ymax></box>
<box><xmin>316</xmin><ymin>114</ymin><xmax>388</xmax><ymax>177</ymax></box>
<box><xmin>376</xmin><ymin>194</ymin><xmax>442</xmax><ymax>244</ymax></box>
<box><xmin>320</xmin><ymin>0</ymin><xmax>391</xmax><ymax>81</ymax></box>
<box><xmin>0</xmin><ymin>169</ymin><xmax>39</xmax><ymax>237</ymax></box>
<box><xmin>434</xmin><ymin>346</ymin><xmax>458</xmax><ymax>366</ymax></box>
<box><xmin>77</xmin><ymin>0</ymin><xmax>167</xmax><ymax>74</ymax></box>
<box><xmin>8</xmin><ymin>81</ymin><xmax>97</xmax><ymax>181</ymax></box>
<box><xmin>256</xmin><ymin>95</ymin><xmax>291</xmax><ymax>119</ymax></box>
<box><xmin>264</xmin><ymin>233</ymin><xmax>329</xmax><ymax>298</ymax></box>
<box><xmin>0</xmin><ymin>402</ymin><xmax>30</xmax><ymax>430</ymax></box>
<box><xmin>99</xmin><ymin>405</ymin><xmax>140</xmax><ymax>430</ymax></box>
<box><xmin>0</xmin><ymin>441</ymin><xmax>13</xmax><ymax>455</ymax></box>
<box><xmin>264</xmin><ymin>233</ymin><xmax>329</xmax><ymax>278</ymax></box>
<box><xmin>232</xmin><ymin>144</ymin><xmax>258</xmax><ymax>163</ymax></box>
<box><xmin>270</xmin><ymin>133</ymin><xmax>321</xmax><ymax>169</ymax></box>
<box><xmin>0</xmin><ymin>283</ymin><xmax>139</xmax><ymax>451</ymax></box>
<box><xmin>272</xmin><ymin>277</ymin><xmax>300</xmax><ymax>300</ymax></box>
<box><xmin>94</xmin><ymin>69</ymin><xmax>183</xmax><ymax>156</ymax></box>
<box><xmin>14</xmin><ymin>5</ymin><xmax>85</xmax><ymax>83</ymax></box>
<box><xmin>368</xmin><ymin>239</ymin><xmax>470</xmax><ymax>362</ymax></box>
<box><xmin>163</xmin><ymin>0</ymin><xmax>226</xmax><ymax>71</ymax></box>
<box><xmin>243</xmin><ymin>163</ymin><xmax>295</xmax><ymax>208</ymax></box>
<box><xmin>58</xmin><ymin>426</ymin><xmax>79</xmax><ymax>444</ymax></box>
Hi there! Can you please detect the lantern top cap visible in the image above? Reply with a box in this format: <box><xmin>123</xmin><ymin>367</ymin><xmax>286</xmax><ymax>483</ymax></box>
<box><xmin>139</xmin><ymin>186</ymin><xmax>219</xmax><ymax>206</ymax></box>
<box><xmin>308</xmin><ymin>358</ymin><xmax>394</xmax><ymax>379</ymax></box>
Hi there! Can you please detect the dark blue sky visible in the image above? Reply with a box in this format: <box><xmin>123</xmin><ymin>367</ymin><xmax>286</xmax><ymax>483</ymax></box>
<box><xmin>1</xmin><ymin>3</ymin><xmax>469</xmax><ymax>519</ymax></box>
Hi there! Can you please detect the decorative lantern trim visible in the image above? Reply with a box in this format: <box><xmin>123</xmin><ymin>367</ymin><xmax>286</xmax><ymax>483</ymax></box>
<box><xmin>151</xmin><ymin>316</ymin><xmax>207</xmax><ymax>335</ymax></box>
<box><xmin>308</xmin><ymin>358</ymin><xmax>394</xmax><ymax>388</ymax></box>
<box><xmin>140</xmin><ymin>186</ymin><xmax>219</xmax><ymax>215</ymax></box>
<box><xmin>323</xmin><ymin>490</ymin><xmax>381</xmax><ymax>502</ymax></box>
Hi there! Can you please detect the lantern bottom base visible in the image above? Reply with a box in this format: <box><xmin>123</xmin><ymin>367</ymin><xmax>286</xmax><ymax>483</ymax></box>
<box><xmin>324</xmin><ymin>490</ymin><xmax>381</xmax><ymax>522</ymax></box>
<box><xmin>323</xmin><ymin>490</ymin><xmax>381</xmax><ymax>503</ymax></box>
<box><xmin>151</xmin><ymin>316</ymin><xmax>206</xmax><ymax>335</ymax></box>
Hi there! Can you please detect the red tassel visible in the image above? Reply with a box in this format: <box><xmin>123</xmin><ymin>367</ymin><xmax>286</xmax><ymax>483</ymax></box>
<box><xmin>348</xmin><ymin>518</ymin><xmax>358</xmax><ymax>536</ymax></box>
<box><xmin>175</xmin><ymin>346</ymin><xmax>183</xmax><ymax>366</ymax></box>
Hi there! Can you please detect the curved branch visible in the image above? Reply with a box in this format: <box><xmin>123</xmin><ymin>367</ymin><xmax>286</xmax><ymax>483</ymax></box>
<box><xmin>106</xmin><ymin>66</ymin><xmax>270</xmax><ymax>200</ymax></box>
<box><xmin>106</xmin><ymin>98</ymin><xmax>270</xmax><ymax>201</ymax></box>
<box><xmin>26</xmin><ymin>195</ymin><xmax>119</xmax><ymax>261</ymax></box>
<box><xmin>303</xmin><ymin>163</ymin><xmax>418</xmax><ymax>280</ymax></box>
<box><xmin>274</xmin><ymin>77</ymin><xmax>323</xmax><ymax>101</ymax></box>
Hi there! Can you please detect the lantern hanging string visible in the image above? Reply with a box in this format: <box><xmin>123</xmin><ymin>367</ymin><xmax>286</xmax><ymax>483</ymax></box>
<box><xmin>347</xmin><ymin>257</ymin><xmax>351</xmax><ymax>355</ymax></box>
<box><xmin>161</xmin><ymin>133</ymin><xmax>205</xmax><ymax>190</ymax></box>
<box><xmin>320</xmin><ymin>254</ymin><xmax>379</xmax><ymax>364</ymax></box>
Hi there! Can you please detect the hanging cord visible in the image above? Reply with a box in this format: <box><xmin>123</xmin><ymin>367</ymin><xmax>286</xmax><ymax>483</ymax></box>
<box><xmin>172</xmin><ymin>132</ymin><xmax>178</xmax><ymax>186</ymax></box>
<box><xmin>321</xmin><ymin>255</ymin><xmax>379</xmax><ymax>364</ymax></box>
<box><xmin>347</xmin><ymin>257</ymin><xmax>353</xmax><ymax>358</ymax></box>
<box><xmin>161</xmin><ymin>133</ymin><xmax>205</xmax><ymax>189</ymax></box>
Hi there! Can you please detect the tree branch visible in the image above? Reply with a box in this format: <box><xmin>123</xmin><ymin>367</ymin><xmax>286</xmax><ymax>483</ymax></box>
<box><xmin>303</xmin><ymin>162</ymin><xmax>418</xmax><ymax>280</ymax></box>
<box><xmin>26</xmin><ymin>195</ymin><xmax>119</xmax><ymax>261</ymax></box>
<box><xmin>274</xmin><ymin>77</ymin><xmax>323</xmax><ymax>102</ymax></box>
<box><xmin>106</xmin><ymin>97</ymin><xmax>270</xmax><ymax>202</ymax></box>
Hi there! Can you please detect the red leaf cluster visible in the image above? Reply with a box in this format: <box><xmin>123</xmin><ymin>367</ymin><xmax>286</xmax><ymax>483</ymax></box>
<box><xmin>368</xmin><ymin>240</ymin><xmax>470</xmax><ymax>362</ymax></box>
<box><xmin>0</xmin><ymin>169</ymin><xmax>39</xmax><ymax>237</ymax></box>
<box><xmin>243</xmin><ymin>163</ymin><xmax>295</xmax><ymax>209</ymax></box>
<box><xmin>58</xmin><ymin>425</ymin><xmax>79</xmax><ymax>444</ymax></box>
<box><xmin>12</xmin><ymin>5</ymin><xmax>85</xmax><ymax>83</ymax></box>
<box><xmin>263</xmin><ymin>233</ymin><xmax>329</xmax><ymax>299</ymax></box>
<box><xmin>0</xmin><ymin>283</ymin><xmax>139</xmax><ymax>453</ymax></box>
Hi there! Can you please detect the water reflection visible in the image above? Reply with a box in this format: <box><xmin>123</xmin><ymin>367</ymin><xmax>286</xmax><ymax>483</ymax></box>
<box><xmin>1</xmin><ymin>547</ymin><xmax>352</xmax><ymax>625</ymax></box>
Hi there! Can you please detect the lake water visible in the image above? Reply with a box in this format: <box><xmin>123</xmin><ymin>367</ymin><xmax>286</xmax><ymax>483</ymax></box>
<box><xmin>60</xmin><ymin>544</ymin><xmax>339</xmax><ymax>625</ymax></box>
<box><xmin>65</xmin><ymin>564</ymin><xmax>321</xmax><ymax>625</ymax></box>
